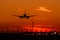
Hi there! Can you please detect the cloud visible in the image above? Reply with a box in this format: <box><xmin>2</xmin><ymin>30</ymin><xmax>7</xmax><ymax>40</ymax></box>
<box><xmin>35</xmin><ymin>7</ymin><xmax>52</xmax><ymax>12</ymax></box>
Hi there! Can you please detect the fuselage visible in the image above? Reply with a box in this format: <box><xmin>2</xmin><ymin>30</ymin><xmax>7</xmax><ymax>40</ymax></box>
<box><xmin>19</xmin><ymin>14</ymin><xmax>30</xmax><ymax>18</ymax></box>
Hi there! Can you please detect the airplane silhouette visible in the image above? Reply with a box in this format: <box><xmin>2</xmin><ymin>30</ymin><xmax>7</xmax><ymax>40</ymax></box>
<box><xmin>13</xmin><ymin>11</ymin><xmax>36</xmax><ymax>19</ymax></box>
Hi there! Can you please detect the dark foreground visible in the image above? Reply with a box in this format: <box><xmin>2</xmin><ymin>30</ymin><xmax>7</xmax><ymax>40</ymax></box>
<box><xmin>0</xmin><ymin>32</ymin><xmax>60</xmax><ymax>40</ymax></box>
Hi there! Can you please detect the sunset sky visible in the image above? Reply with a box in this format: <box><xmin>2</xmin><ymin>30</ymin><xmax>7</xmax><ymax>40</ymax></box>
<box><xmin>0</xmin><ymin>0</ymin><xmax>60</xmax><ymax>32</ymax></box>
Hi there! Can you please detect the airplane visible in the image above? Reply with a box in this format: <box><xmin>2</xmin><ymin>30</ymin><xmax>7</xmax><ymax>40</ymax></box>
<box><xmin>13</xmin><ymin>11</ymin><xmax>36</xmax><ymax>19</ymax></box>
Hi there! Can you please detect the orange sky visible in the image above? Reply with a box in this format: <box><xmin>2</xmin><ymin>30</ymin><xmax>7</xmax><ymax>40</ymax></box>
<box><xmin>0</xmin><ymin>0</ymin><xmax>60</xmax><ymax>31</ymax></box>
